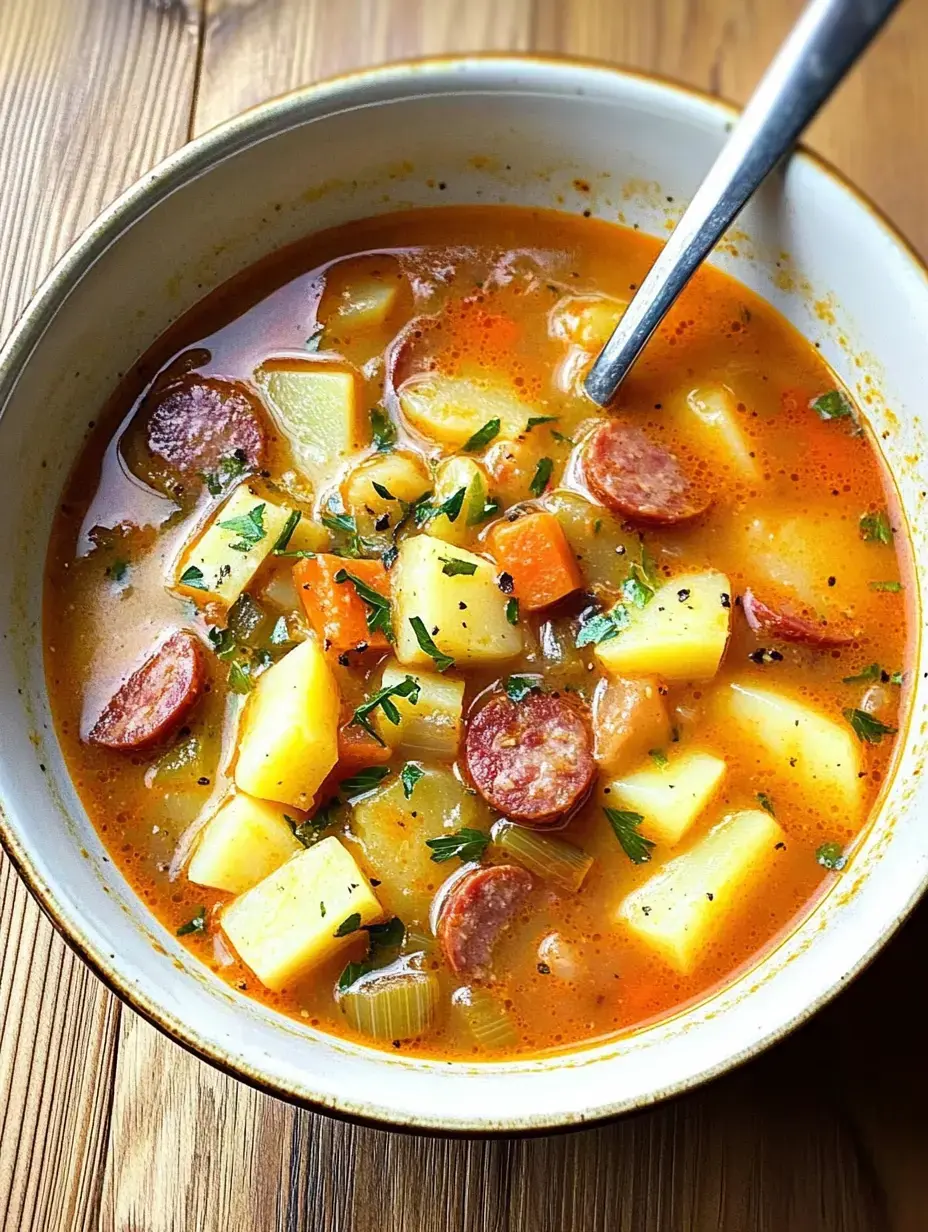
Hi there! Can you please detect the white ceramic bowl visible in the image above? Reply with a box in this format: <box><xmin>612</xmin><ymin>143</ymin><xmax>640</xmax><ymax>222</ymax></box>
<box><xmin>1</xmin><ymin>57</ymin><xmax>925</xmax><ymax>1133</ymax></box>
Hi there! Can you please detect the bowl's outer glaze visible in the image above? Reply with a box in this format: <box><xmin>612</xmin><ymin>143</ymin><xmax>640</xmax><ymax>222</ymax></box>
<box><xmin>0</xmin><ymin>58</ymin><xmax>925</xmax><ymax>1133</ymax></box>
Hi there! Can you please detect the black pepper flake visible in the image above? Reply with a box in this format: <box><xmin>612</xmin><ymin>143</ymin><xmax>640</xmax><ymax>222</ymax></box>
<box><xmin>197</xmin><ymin>776</ymin><xmax>210</xmax><ymax>786</ymax></box>
<box><xmin>337</xmin><ymin>652</ymin><xmax>350</xmax><ymax>666</ymax></box>
<box><xmin>537</xmin><ymin>962</ymin><xmax>551</xmax><ymax>975</ymax></box>
<box><xmin>370</xmin><ymin>878</ymin><xmax>381</xmax><ymax>887</ymax></box>
<box><xmin>721</xmin><ymin>593</ymin><xmax>731</xmax><ymax>609</ymax></box>
<box><xmin>677</xmin><ymin>588</ymin><xmax>691</xmax><ymax>602</ymax></box>
<box><xmin>374</xmin><ymin>513</ymin><xmax>391</xmax><ymax>531</ymax></box>
<box><xmin>749</xmin><ymin>648</ymin><xmax>783</xmax><ymax>664</ymax></box>
<box><xmin>706</xmin><ymin>892</ymin><xmax>714</xmax><ymax>901</ymax></box>
<box><xmin>355</xmin><ymin>641</ymin><xmax>369</xmax><ymax>653</ymax></box>
<box><xmin>775</xmin><ymin>841</ymin><xmax>786</xmax><ymax>851</ymax></box>
<box><xmin>497</xmin><ymin>571</ymin><xmax>515</xmax><ymax>594</ymax></box>
<box><xmin>828</xmin><ymin>576</ymin><xmax>836</xmax><ymax>587</ymax></box>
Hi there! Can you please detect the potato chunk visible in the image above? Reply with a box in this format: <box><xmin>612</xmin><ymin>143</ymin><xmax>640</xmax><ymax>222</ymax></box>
<box><xmin>712</xmin><ymin>680</ymin><xmax>863</xmax><ymax>819</ymax></box>
<box><xmin>549</xmin><ymin>294</ymin><xmax>627</xmax><ymax>350</ymax></box>
<box><xmin>682</xmin><ymin>385</ymin><xmax>759</xmax><ymax>480</ymax></box>
<box><xmin>607</xmin><ymin>749</ymin><xmax>727</xmax><ymax>846</ymax></box>
<box><xmin>256</xmin><ymin>361</ymin><xmax>367</xmax><ymax>470</ymax></box>
<box><xmin>595</xmin><ymin>570</ymin><xmax>732</xmax><ymax>682</ymax></box>
<box><xmin>175</xmin><ymin>483</ymin><xmax>292</xmax><ymax>607</ymax></box>
<box><xmin>349</xmin><ymin>768</ymin><xmax>485</xmax><ymax>925</ymax></box>
<box><xmin>342</xmin><ymin>450</ymin><xmax>430</xmax><ymax>534</ymax></box>
<box><xmin>234</xmin><ymin>639</ymin><xmax>339</xmax><ymax>808</ymax></box>
<box><xmin>188</xmin><ymin>793</ymin><xmax>301</xmax><ymax>894</ymax></box>
<box><xmin>375</xmin><ymin>660</ymin><xmax>465</xmax><ymax>756</ymax></box>
<box><xmin>428</xmin><ymin>456</ymin><xmax>489</xmax><ymax>545</ymax></box>
<box><xmin>618</xmin><ymin>808</ymin><xmax>784</xmax><ymax>973</ymax></box>
<box><xmin>392</xmin><ymin>534</ymin><xmax>521</xmax><ymax>667</ymax></box>
<box><xmin>325</xmin><ymin>277</ymin><xmax>398</xmax><ymax>331</ymax></box>
<box><xmin>222</xmin><ymin>837</ymin><xmax>383</xmax><ymax>991</ymax></box>
<box><xmin>398</xmin><ymin>373</ymin><xmax>529</xmax><ymax>447</ymax></box>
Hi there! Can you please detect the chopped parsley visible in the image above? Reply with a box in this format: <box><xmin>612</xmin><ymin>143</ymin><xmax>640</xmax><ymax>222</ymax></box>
<box><xmin>551</xmin><ymin>430</ymin><xmax>575</xmax><ymax>446</ymax></box>
<box><xmin>203</xmin><ymin>450</ymin><xmax>247</xmax><ymax>495</ymax></box>
<box><xmin>370</xmin><ymin>407</ymin><xmax>397</xmax><ymax>451</ymax></box>
<box><xmin>576</xmin><ymin>606</ymin><xmax>629</xmax><ymax>648</ymax></box>
<box><xmin>842</xmin><ymin>663</ymin><xmax>882</xmax><ymax>684</ymax></box>
<box><xmin>371</xmin><ymin>481</ymin><xmax>394</xmax><ymax>502</ymax></box>
<box><xmin>351</xmin><ymin>674</ymin><xmax>421</xmax><ymax>745</ymax></box>
<box><xmin>106</xmin><ymin>559</ymin><xmax>129</xmax><ymax>583</ymax></box>
<box><xmin>333</xmin><ymin>567</ymin><xmax>393</xmax><ymax>641</ymax></box>
<box><xmin>207</xmin><ymin>625</ymin><xmax>238</xmax><ymax>660</ymax></box>
<box><xmin>408</xmin><ymin>616</ymin><xmax>454</xmax><ymax>672</ymax></box>
<box><xmin>756</xmin><ymin>792</ymin><xmax>776</xmax><ymax>817</ymax></box>
<box><xmin>335</xmin><ymin>912</ymin><xmax>362</xmax><ymax>938</ymax></box>
<box><xmin>816</xmin><ymin>841</ymin><xmax>847</xmax><ymax>871</ymax></box>
<box><xmin>336</xmin><ymin>916</ymin><xmax>405</xmax><ymax>991</ymax></box>
<box><xmin>462</xmin><ymin>418</ymin><xmax>501</xmax><ymax>452</ymax></box>
<box><xmin>176</xmin><ymin>907</ymin><xmax>207</xmax><ymax>937</ymax></box>
<box><xmin>339</xmin><ymin>765</ymin><xmax>391</xmax><ymax>799</ymax></box>
<box><xmin>398</xmin><ymin>762</ymin><xmax>423</xmax><ymax>800</ymax></box>
<box><xmin>843</xmin><ymin>707</ymin><xmax>897</xmax><ymax>744</ymax></box>
<box><xmin>525</xmin><ymin>416</ymin><xmax>558</xmax><ymax>432</ymax></box>
<box><xmin>322</xmin><ymin>510</ymin><xmax>378</xmax><ymax>559</ymax></box>
<box><xmin>180</xmin><ymin>565</ymin><xmax>207</xmax><ymax>591</ymax></box>
<box><xmin>529</xmin><ymin>456</ymin><xmax>554</xmax><ymax>497</ymax></box>
<box><xmin>426</xmin><ymin>827</ymin><xmax>490</xmax><ymax>864</ymax></box>
<box><xmin>505</xmin><ymin>597</ymin><xmax>520</xmax><ymax>625</ymax></box>
<box><xmin>869</xmin><ymin>580</ymin><xmax>903</xmax><ymax>592</ymax></box>
<box><xmin>416</xmin><ymin>486</ymin><xmax>467</xmax><ymax>527</ymax></box>
<box><xmin>621</xmin><ymin>575</ymin><xmax>653</xmax><ymax>609</ymax></box>
<box><xmin>227</xmin><ymin>660</ymin><xmax>253</xmax><ymax>694</ymax></box>
<box><xmin>649</xmin><ymin>748</ymin><xmax>669</xmax><ymax>769</ymax></box>
<box><xmin>604</xmin><ymin>807</ymin><xmax>654</xmax><ymax>864</ymax></box>
<box><xmin>859</xmin><ymin>510</ymin><xmax>893</xmax><ymax>544</ymax></box>
<box><xmin>811</xmin><ymin>390</ymin><xmax>854</xmax><ymax>421</ymax></box>
<box><xmin>441</xmin><ymin>557</ymin><xmax>477</xmax><ymax>577</ymax></box>
<box><xmin>272</xmin><ymin>509</ymin><xmax>302</xmax><ymax>553</ymax></box>
<box><xmin>470</xmin><ymin>497</ymin><xmax>501</xmax><ymax>526</ymax></box>
<box><xmin>505</xmin><ymin>675</ymin><xmax>538</xmax><ymax>703</ymax></box>
<box><xmin>287</xmin><ymin>808</ymin><xmax>335</xmax><ymax>848</ymax></box>
<box><xmin>218</xmin><ymin>503</ymin><xmax>266</xmax><ymax>552</ymax></box>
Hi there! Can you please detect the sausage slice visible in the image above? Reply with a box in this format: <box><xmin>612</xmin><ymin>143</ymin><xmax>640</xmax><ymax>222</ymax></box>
<box><xmin>582</xmin><ymin>420</ymin><xmax>710</xmax><ymax>525</ymax></box>
<box><xmin>438</xmin><ymin>865</ymin><xmax>533</xmax><ymax>977</ymax></box>
<box><xmin>88</xmin><ymin>630</ymin><xmax>206</xmax><ymax>750</ymax></box>
<box><xmin>742</xmin><ymin>588</ymin><xmax>853</xmax><ymax>649</ymax></box>
<box><xmin>464</xmin><ymin>691</ymin><xmax>595</xmax><ymax>825</ymax></box>
<box><xmin>144</xmin><ymin>376</ymin><xmax>267</xmax><ymax>480</ymax></box>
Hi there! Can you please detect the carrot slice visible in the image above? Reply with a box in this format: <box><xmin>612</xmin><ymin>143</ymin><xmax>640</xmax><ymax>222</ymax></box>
<box><xmin>487</xmin><ymin>510</ymin><xmax>582</xmax><ymax>611</ymax></box>
<box><xmin>293</xmin><ymin>554</ymin><xmax>391</xmax><ymax>652</ymax></box>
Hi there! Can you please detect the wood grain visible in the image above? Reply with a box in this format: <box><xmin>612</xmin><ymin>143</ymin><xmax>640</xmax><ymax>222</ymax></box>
<box><xmin>0</xmin><ymin>2</ymin><xmax>199</xmax><ymax>1230</ymax></box>
<box><xmin>2</xmin><ymin>1</ymin><xmax>928</xmax><ymax>1229</ymax></box>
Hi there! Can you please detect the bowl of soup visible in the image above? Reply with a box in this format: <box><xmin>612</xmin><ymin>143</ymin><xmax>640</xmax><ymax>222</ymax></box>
<box><xmin>0</xmin><ymin>57</ymin><xmax>925</xmax><ymax>1132</ymax></box>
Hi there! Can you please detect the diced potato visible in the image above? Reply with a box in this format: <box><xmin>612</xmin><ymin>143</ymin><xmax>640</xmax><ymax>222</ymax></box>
<box><xmin>428</xmin><ymin>456</ymin><xmax>489</xmax><ymax>545</ymax></box>
<box><xmin>285</xmin><ymin>515</ymin><xmax>329</xmax><ymax>555</ymax></box>
<box><xmin>483</xmin><ymin>436</ymin><xmax>548</xmax><ymax>509</ymax></box>
<box><xmin>175</xmin><ymin>483</ymin><xmax>293</xmax><ymax>606</ymax></box>
<box><xmin>595</xmin><ymin>570</ymin><xmax>732</xmax><ymax>682</ymax></box>
<box><xmin>592</xmin><ymin>676</ymin><xmax>671</xmax><ymax>774</ymax></box>
<box><xmin>618</xmin><ymin>808</ymin><xmax>785</xmax><ymax>973</ymax></box>
<box><xmin>549</xmin><ymin>294</ymin><xmax>628</xmax><ymax>350</ymax></box>
<box><xmin>374</xmin><ymin>660</ymin><xmax>464</xmax><ymax>756</ymax></box>
<box><xmin>681</xmin><ymin>385</ymin><xmax>759</xmax><ymax>480</ymax></box>
<box><xmin>222</xmin><ymin>837</ymin><xmax>383</xmax><ymax>991</ymax></box>
<box><xmin>342</xmin><ymin>451</ymin><xmax>431</xmax><ymax>530</ymax></box>
<box><xmin>392</xmin><ymin>534</ymin><xmax>522</xmax><ymax>667</ymax></box>
<box><xmin>398</xmin><ymin>373</ymin><xmax>529</xmax><ymax>448</ymax></box>
<box><xmin>325</xmin><ymin>277</ymin><xmax>399</xmax><ymax>331</ymax></box>
<box><xmin>256</xmin><ymin>361</ymin><xmax>367</xmax><ymax>470</ymax></box>
<box><xmin>712</xmin><ymin>680</ymin><xmax>863</xmax><ymax>818</ymax></box>
<box><xmin>349</xmin><ymin>767</ymin><xmax>486</xmax><ymax>925</ymax></box>
<box><xmin>235</xmin><ymin>639</ymin><xmax>339</xmax><ymax>809</ymax></box>
<box><xmin>187</xmin><ymin>793</ymin><xmax>301</xmax><ymax>894</ymax></box>
<box><xmin>546</xmin><ymin>491</ymin><xmax>638</xmax><ymax>587</ymax></box>
<box><xmin>607</xmin><ymin>750</ymin><xmax>727</xmax><ymax>847</ymax></box>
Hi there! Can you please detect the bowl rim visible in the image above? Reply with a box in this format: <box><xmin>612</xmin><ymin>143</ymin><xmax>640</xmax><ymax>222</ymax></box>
<box><xmin>2</xmin><ymin>52</ymin><xmax>928</xmax><ymax>1134</ymax></box>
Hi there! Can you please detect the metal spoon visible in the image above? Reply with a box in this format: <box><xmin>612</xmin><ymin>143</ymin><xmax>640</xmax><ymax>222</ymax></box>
<box><xmin>584</xmin><ymin>0</ymin><xmax>903</xmax><ymax>406</ymax></box>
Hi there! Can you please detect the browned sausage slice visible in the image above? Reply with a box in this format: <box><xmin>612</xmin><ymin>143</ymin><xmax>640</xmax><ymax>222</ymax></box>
<box><xmin>742</xmin><ymin>588</ymin><xmax>853</xmax><ymax>649</ymax></box>
<box><xmin>145</xmin><ymin>377</ymin><xmax>267</xmax><ymax>479</ymax></box>
<box><xmin>464</xmin><ymin>691</ymin><xmax>595</xmax><ymax>825</ymax></box>
<box><xmin>582</xmin><ymin>420</ymin><xmax>710</xmax><ymax>525</ymax></box>
<box><xmin>438</xmin><ymin>865</ymin><xmax>533</xmax><ymax>978</ymax></box>
<box><xmin>88</xmin><ymin>631</ymin><xmax>206</xmax><ymax>750</ymax></box>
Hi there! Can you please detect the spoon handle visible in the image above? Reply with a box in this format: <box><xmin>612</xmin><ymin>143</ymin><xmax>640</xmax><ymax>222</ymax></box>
<box><xmin>584</xmin><ymin>0</ymin><xmax>902</xmax><ymax>406</ymax></box>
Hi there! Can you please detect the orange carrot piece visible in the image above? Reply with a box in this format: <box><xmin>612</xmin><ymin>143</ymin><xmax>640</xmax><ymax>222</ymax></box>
<box><xmin>293</xmin><ymin>554</ymin><xmax>391</xmax><ymax>652</ymax></box>
<box><xmin>487</xmin><ymin>510</ymin><xmax>582</xmax><ymax>611</ymax></box>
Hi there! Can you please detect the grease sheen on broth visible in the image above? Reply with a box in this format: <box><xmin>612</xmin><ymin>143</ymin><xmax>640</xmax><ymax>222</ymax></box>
<box><xmin>44</xmin><ymin>206</ymin><xmax>909</xmax><ymax>1059</ymax></box>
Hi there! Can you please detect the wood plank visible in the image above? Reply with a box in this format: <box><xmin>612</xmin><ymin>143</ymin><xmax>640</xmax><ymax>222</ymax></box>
<box><xmin>0</xmin><ymin>2</ymin><xmax>200</xmax><ymax>1229</ymax></box>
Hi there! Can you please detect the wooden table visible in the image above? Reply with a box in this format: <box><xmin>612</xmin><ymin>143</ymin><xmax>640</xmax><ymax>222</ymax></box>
<box><xmin>2</xmin><ymin>2</ymin><xmax>927</xmax><ymax>1228</ymax></box>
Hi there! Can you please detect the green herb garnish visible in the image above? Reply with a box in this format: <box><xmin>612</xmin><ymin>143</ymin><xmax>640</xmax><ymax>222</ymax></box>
<box><xmin>416</xmin><ymin>486</ymin><xmax>467</xmax><ymax>527</ymax></box>
<box><xmin>842</xmin><ymin>663</ymin><xmax>881</xmax><ymax>684</ymax></box>
<box><xmin>505</xmin><ymin>597</ymin><xmax>519</xmax><ymax>625</ymax></box>
<box><xmin>180</xmin><ymin>565</ymin><xmax>207</xmax><ymax>591</ymax></box>
<box><xmin>525</xmin><ymin>416</ymin><xmax>558</xmax><ymax>432</ymax></box>
<box><xmin>551</xmin><ymin>430</ymin><xmax>575</xmax><ymax>445</ymax></box>
<box><xmin>401</xmin><ymin>762</ymin><xmax>424</xmax><ymax>799</ymax></box>
<box><xmin>351</xmin><ymin>674</ymin><xmax>421</xmax><ymax>745</ymax></box>
<box><xmin>106</xmin><ymin>559</ymin><xmax>129</xmax><ymax>583</ymax></box>
<box><xmin>305</xmin><ymin>325</ymin><xmax>324</xmax><ymax>352</ymax></box>
<box><xmin>227</xmin><ymin>660</ymin><xmax>253</xmax><ymax>694</ymax></box>
<box><xmin>757</xmin><ymin>792</ymin><xmax>776</xmax><ymax>817</ymax></box>
<box><xmin>272</xmin><ymin>508</ymin><xmax>302</xmax><ymax>553</ymax></box>
<box><xmin>340</xmin><ymin>765</ymin><xmax>391</xmax><ymax>799</ymax></box>
<box><xmin>408</xmin><ymin>616</ymin><xmax>454</xmax><ymax>672</ymax></box>
<box><xmin>604</xmin><ymin>807</ymin><xmax>654</xmax><ymax>864</ymax></box>
<box><xmin>207</xmin><ymin>626</ymin><xmax>238</xmax><ymax>660</ymax></box>
<box><xmin>335</xmin><ymin>912</ymin><xmax>362</xmax><ymax>938</ymax></box>
<box><xmin>649</xmin><ymin>749</ymin><xmax>669</xmax><ymax>769</ymax></box>
<box><xmin>843</xmin><ymin>707</ymin><xmax>897</xmax><ymax>743</ymax></box>
<box><xmin>426</xmin><ymin>828</ymin><xmax>490</xmax><ymax>864</ymax></box>
<box><xmin>505</xmin><ymin>675</ymin><xmax>538</xmax><ymax>703</ymax></box>
<box><xmin>367</xmin><ymin>916</ymin><xmax>405</xmax><ymax>954</ymax></box>
<box><xmin>811</xmin><ymin>390</ymin><xmax>854</xmax><ymax>421</ymax></box>
<box><xmin>859</xmin><ymin>510</ymin><xmax>893</xmax><ymax>544</ymax></box>
<box><xmin>621</xmin><ymin>576</ymin><xmax>653</xmax><ymax>609</ymax></box>
<box><xmin>529</xmin><ymin>457</ymin><xmax>554</xmax><ymax>497</ymax></box>
<box><xmin>816</xmin><ymin>841</ymin><xmax>847</xmax><ymax>871</ymax></box>
<box><xmin>462</xmin><ymin>418</ymin><xmax>501</xmax><ymax>452</ymax></box>
<box><xmin>441</xmin><ymin>557</ymin><xmax>477</xmax><ymax>577</ymax></box>
<box><xmin>576</xmin><ymin>606</ymin><xmax>629</xmax><ymax>648</ymax></box>
<box><xmin>337</xmin><ymin>960</ymin><xmax>373</xmax><ymax>992</ymax></box>
<box><xmin>334</xmin><ymin>567</ymin><xmax>393</xmax><ymax>642</ymax></box>
<box><xmin>322</xmin><ymin>510</ymin><xmax>376</xmax><ymax>559</ymax></box>
<box><xmin>176</xmin><ymin>907</ymin><xmax>207</xmax><ymax>937</ymax></box>
<box><xmin>371</xmin><ymin>407</ymin><xmax>397</xmax><ymax>451</ymax></box>
<box><xmin>203</xmin><ymin>451</ymin><xmax>247</xmax><ymax>495</ymax></box>
<box><xmin>219</xmin><ymin>503</ymin><xmax>266</xmax><ymax>552</ymax></box>
<box><xmin>869</xmin><ymin>580</ymin><xmax>903</xmax><ymax>592</ymax></box>
<box><xmin>471</xmin><ymin>498</ymin><xmax>501</xmax><ymax>526</ymax></box>
<box><xmin>286</xmin><ymin>808</ymin><xmax>334</xmax><ymax>848</ymax></box>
